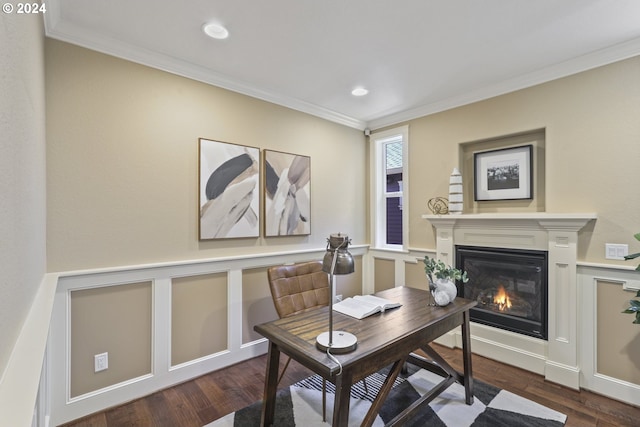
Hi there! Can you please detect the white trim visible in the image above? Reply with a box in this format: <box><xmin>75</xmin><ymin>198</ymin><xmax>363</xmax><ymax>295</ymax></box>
<box><xmin>0</xmin><ymin>274</ymin><xmax>57</xmax><ymax>427</ymax></box>
<box><xmin>369</xmin><ymin>126</ymin><xmax>409</xmax><ymax>251</ymax></box>
<box><xmin>228</xmin><ymin>269</ymin><xmax>244</xmax><ymax>352</ymax></box>
<box><xmin>155</xmin><ymin>278</ymin><xmax>171</xmax><ymax>374</ymax></box>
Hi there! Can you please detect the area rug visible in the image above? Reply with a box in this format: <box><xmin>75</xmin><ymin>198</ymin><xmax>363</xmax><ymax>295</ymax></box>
<box><xmin>205</xmin><ymin>364</ymin><xmax>567</xmax><ymax>426</ymax></box>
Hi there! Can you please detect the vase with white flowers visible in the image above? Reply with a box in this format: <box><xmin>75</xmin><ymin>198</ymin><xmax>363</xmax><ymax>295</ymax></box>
<box><xmin>423</xmin><ymin>256</ymin><xmax>469</xmax><ymax>306</ymax></box>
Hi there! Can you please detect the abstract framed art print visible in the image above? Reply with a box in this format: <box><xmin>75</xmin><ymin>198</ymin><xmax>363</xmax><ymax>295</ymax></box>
<box><xmin>199</xmin><ymin>138</ymin><xmax>260</xmax><ymax>240</ymax></box>
<box><xmin>263</xmin><ymin>150</ymin><xmax>311</xmax><ymax>236</ymax></box>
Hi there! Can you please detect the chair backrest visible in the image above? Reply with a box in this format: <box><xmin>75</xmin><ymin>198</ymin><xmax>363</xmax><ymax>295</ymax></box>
<box><xmin>267</xmin><ymin>261</ymin><xmax>330</xmax><ymax>318</ymax></box>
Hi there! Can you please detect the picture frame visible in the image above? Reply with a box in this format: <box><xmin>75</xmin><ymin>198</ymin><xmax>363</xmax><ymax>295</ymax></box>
<box><xmin>474</xmin><ymin>145</ymin><xmax>533</xmax><ymax>201</ymax></box>
<box><xmin>198</xmin><ymin>138</ymin><xmax>260</xmax><ymax>240</ymax></box>
<box><xmin>263</xmin><ymin>150</ymin><xmax>311</xmax><ymax>236</ymax></box>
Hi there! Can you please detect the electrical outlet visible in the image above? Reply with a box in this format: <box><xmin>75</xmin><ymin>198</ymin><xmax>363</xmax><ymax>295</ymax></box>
<box><xmin>94</xmin><ymin>352</ymin><xmax>108</xmax><ymax>372</ymax></box>
<box><xmin>605</xmin><ymin>243</ymin><xmax>628</xmax><ymax>260</ymax></box>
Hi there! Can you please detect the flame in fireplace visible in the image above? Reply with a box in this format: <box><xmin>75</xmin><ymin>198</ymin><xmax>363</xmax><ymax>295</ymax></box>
<box><xmin>493</xmin><ymin>285</ymin><xmax>512</xmax><ymax>311</ymax></box>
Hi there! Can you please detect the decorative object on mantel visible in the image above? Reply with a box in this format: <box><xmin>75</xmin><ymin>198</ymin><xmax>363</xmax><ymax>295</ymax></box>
<box><xmin>448</xmin><ymin>168</ymin><xmax>463</xmax><ymax>214</ymax></box>
<box><xmin>423</xmin><ymin>256</ymin><xmax>469</xmax><ymax>306</ymax></box>
<box><xmin>623</xmin><ymin>232</ymin><xmax>640</xmax><ymax>324</ymax></box>
<box><xmin>427</xmin><ymin>197</ymin><xmax>448</xmax><ymax>214</ymax></box>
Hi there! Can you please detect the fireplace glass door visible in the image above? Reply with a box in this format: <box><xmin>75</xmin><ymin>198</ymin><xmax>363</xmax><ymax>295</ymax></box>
<box><xmin>456</xmin><ymin>246</ymin><xmax>548</xmax><ymax>339</ymax></box>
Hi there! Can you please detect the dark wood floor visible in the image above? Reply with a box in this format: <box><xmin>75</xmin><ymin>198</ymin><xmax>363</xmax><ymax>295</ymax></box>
<box><xmin>62</xmin><ymin>344</ymin><xmax>639</xmax><ymax>426</ymax></box>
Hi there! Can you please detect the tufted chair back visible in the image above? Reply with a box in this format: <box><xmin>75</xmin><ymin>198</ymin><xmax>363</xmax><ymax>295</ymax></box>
<box><xmin>267</xmin><ymin>261</ymin><xmax>330</xmax><ymax>318</ymax></box>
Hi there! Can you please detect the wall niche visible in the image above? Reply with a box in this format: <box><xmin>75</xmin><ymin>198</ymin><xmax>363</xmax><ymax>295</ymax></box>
<box><xmin>459</xmin><ymin>129</ymin><xmax>546</xmax><ymax>214</ymax></box>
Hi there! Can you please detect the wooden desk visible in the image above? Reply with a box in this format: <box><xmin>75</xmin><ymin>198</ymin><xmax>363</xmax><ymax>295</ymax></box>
<box><xmin>254</xmin><ymin>286</ymin><xmax>476</xmax><ymax>426</ymax></box>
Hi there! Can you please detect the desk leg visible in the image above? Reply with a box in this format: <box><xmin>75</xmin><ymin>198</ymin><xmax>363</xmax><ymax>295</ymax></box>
<box><xmin>462</xmin><ymin>310</ymin><xmax>474</xmax><ymax>405</ymax></box>
<box><xmin>260</xmin><ymin>342</ymin><xmax>280</xmax><ymax>427</ymax></box>
<box><xmin>333</xmin><ymin>370</ymin><xmax>353</xmax><ymax>427</ymax></box>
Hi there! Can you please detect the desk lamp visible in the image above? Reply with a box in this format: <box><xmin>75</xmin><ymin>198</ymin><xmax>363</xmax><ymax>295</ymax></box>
<box><xmin>316</xmin><ymin>233</ymin><xmax>357</xmax><ymax>353</ymax></box>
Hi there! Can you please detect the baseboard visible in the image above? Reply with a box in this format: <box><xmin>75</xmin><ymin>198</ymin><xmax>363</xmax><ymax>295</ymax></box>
<box><xmin>545</xmin><ymin>360</ymin><xmax>580</xmax><ymax>390</ymax></box>
<box><xmin>586</xmin><ymin>373</ymin><xmax>640</xmax><ymax>407</ymax></box>
<box><xmin>440</xmin><ymin>323</ymin><xmax>547</xmax><ymax>376</ymax></box>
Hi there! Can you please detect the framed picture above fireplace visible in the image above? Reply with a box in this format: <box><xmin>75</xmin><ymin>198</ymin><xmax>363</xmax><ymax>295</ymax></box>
<box><xmin>474</xmin><ymin>144</ymin><xmax>533</xmax><ymax>201</ymax></box>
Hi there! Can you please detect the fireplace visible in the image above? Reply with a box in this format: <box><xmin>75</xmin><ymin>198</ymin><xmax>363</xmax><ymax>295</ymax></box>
<box><xmin>424</xmin><ymin>213</ymin><xmax>596</xmax><ymax>389</ymax></box>
<box><xmin>455</xmin><ymin>245</ymin><xmax>548</xmax><ymax>340</ymax></box>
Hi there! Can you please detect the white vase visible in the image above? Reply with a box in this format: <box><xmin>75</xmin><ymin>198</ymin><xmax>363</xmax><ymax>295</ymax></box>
<box><xmin>448</xmin><ymin>168</ymin><xmax>463</xmax><ymax>214</ymax></box>
<box><xmin>434</xmin><ymin>278</ymin><xmax>457</xmax><ymax>306</ymax></box>
<box><xmin>433</xmin><ymin>290</ymin><xmax>451</xmax><ymax>306</ymax></box>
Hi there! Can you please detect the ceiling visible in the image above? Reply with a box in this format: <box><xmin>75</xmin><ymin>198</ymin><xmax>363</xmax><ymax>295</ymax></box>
<box><xmin>44</xmin><ymin>0</ymin><xmax>640</xmax><ymax>130</ymax></box>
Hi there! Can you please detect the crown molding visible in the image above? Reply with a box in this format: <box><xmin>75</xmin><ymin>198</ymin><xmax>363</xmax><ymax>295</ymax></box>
<box><xmin>43</xmin><ymin>2</ymin><xmax>640</xmax><ymax>133</ymax></box>
<box><xmin>43</xmin><ymin>12</ymin><xmax>366</xmax><ymax>131</ymax></box>
<box><xmin>368</xmin><ymin>37</ymin><xmax>640</xmax><ymax>130</ymax></box>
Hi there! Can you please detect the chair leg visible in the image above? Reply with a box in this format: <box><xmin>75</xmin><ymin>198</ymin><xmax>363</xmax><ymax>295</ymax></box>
<box><xmin>362</xmin><ymin>377</ymin><xmax>369</xmax><ymax>395</ymax></box>
<box><xmin>322</xmin><ymin>378</ymin><xmax>327</xmax><ymax>422</ymax></box>
<box><xmin>281</xmin><ymin>356</ymin><xmax>327</xmax><ymax>422</ymax></box>
<box><xmin>277</xmin><ymin>356</ymin><xmax>292</xmax><ymax>385</ymax></box>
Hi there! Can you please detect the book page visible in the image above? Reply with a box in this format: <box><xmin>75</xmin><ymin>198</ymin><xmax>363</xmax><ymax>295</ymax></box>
<box><xmin>333</xmin><ymin>297</ymin><xmax>380</xmax><ymax>319</ymax></box>
<box><xmin>354</xmin><ymin>294</ymin><xmax>401</xmax><ymax>311</ymax></box>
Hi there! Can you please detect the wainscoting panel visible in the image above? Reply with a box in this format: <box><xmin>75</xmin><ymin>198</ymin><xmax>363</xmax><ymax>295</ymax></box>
<box><xmin>171</xmin><ymin>273</ymin><xmax>227</xmax><ymax>366</ymax></box>
<box><xmin>69</xmin><ymin>281</ymin><xmax>152</xmax><ymax>398</ymax></box>
<box><xmin>241</xmin><ymin>267</ymin><xmax>277</xmax><ymax>345</ymax></box>
<box><xmin>579</xmin><ymin>264</ymin><xmax>640</xmax><ymax>407</ymax></box>
<box><xmin>46</xmin><ymin>247</ymin><xmax>640</xmax><ymax>425</ymax></box>
<box><xmin>48</xmin><ymin>246</ymin><xmax>368</xmax><ymax>426</ymax></box>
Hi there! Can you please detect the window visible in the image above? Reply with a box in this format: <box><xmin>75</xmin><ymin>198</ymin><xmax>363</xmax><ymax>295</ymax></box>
<box><xmin>370</xmin><ymin>126</ymin><xmax>408</xmax><ymax>250</ymax></box>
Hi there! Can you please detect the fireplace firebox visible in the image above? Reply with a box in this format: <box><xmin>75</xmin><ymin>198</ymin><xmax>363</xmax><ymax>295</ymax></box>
<box><xmin>455</xmin><ymin>246</ymin><xmax>548</xmax><ymax>340</ymax></box>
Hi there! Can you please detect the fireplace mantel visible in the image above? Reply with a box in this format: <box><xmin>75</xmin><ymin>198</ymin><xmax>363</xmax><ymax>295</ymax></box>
<box><xmin>423</xmin><ymin>212</ymin><xmax>597</xmax><ymax>389</ymax></box>
<box><xmin>423</xmin><ymin>212</ymin><xmax>597</xmax><ymax>231</ymax></box>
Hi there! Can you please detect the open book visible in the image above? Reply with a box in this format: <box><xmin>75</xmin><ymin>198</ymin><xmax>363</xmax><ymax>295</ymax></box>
<box><xmin>333</xmin><ymin>294</ymin><xmax>402</xmax><ymax>319</ymax></box>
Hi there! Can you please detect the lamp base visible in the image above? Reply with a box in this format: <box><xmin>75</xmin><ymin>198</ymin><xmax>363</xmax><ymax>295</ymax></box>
<box><xmin>316</xmin><ymin>331</ymin><xmax>358</xmax><ymax>354</ymax></box>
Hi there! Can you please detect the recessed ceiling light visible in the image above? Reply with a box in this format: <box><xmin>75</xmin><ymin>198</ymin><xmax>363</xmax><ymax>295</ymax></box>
<box><xmin>203</xmin><ymin>22</ymin><xmax>229</xmax><ymax>40</ymax></box>
<box><xmin>351</xmin><ymin>87</ymin><xmax>369</xmax><ymax>97</ymax></box>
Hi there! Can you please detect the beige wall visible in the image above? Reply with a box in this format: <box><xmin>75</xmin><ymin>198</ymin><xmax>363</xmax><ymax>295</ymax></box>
<box><xmin>45</xmin><ymin>39</ymin><xmax>367</xmax><ymax>273</ymax></box>
<box><xmin>336</xmin><ymin>256</ymin><xmax>364</xmax><ymax>299</ymax></box>
<box><xmin>0</xmin><ymin>13</ymin><xmax>47</xmax><ymax>379</ymax></box>
<box><xmin>402</xmin><ymin>56</ymin><xmax>640</xmax><ymax>263</ymax></box>
<box><xmin>70</xmin><ymin>282</ymin><xmax>152</xmax><ymax>397</ymax></box>
<box><xmin>374</xmin><ymin>258</ymin><xmax>395</xmax><ymax>292</ymax></box>
<box><xmin>405</xmin><ymin>260</ymin><xmax>428</xmax><ymax>291</ymax></box>
<box><xmin>597</xmin><ymin>280</ymin><xmax>640</xmax><ymax>385</ymax></box>
<box><xmin>172</xmin><ymin>273</ymin><xmax>227</xmax><ymax>365</ymax></box>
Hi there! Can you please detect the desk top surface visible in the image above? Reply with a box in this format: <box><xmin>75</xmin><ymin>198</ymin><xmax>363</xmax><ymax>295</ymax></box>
<box><xmin>255</xmin><ymin>286</ymin><xmax>476</xmax><ymax>378</ymax></box>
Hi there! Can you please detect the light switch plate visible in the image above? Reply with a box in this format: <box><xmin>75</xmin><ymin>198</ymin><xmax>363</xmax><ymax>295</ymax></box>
<box><xmin>605</xmin><ymin>243</ymin><xmax>628</xmax><ymax>260</ymax></box>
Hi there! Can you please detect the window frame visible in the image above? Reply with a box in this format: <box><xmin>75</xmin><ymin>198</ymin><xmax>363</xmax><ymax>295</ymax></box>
<box><xmin>369</xmin><ymin>125</ymin><xmax>409</xmax><ymax>251</ymax></box>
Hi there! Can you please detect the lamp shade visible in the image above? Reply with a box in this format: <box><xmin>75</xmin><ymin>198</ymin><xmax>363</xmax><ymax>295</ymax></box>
<box><xmin>322</xmin><ymin>233</ymin><xmax>354</xmax><ymax>275</ymax></box>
